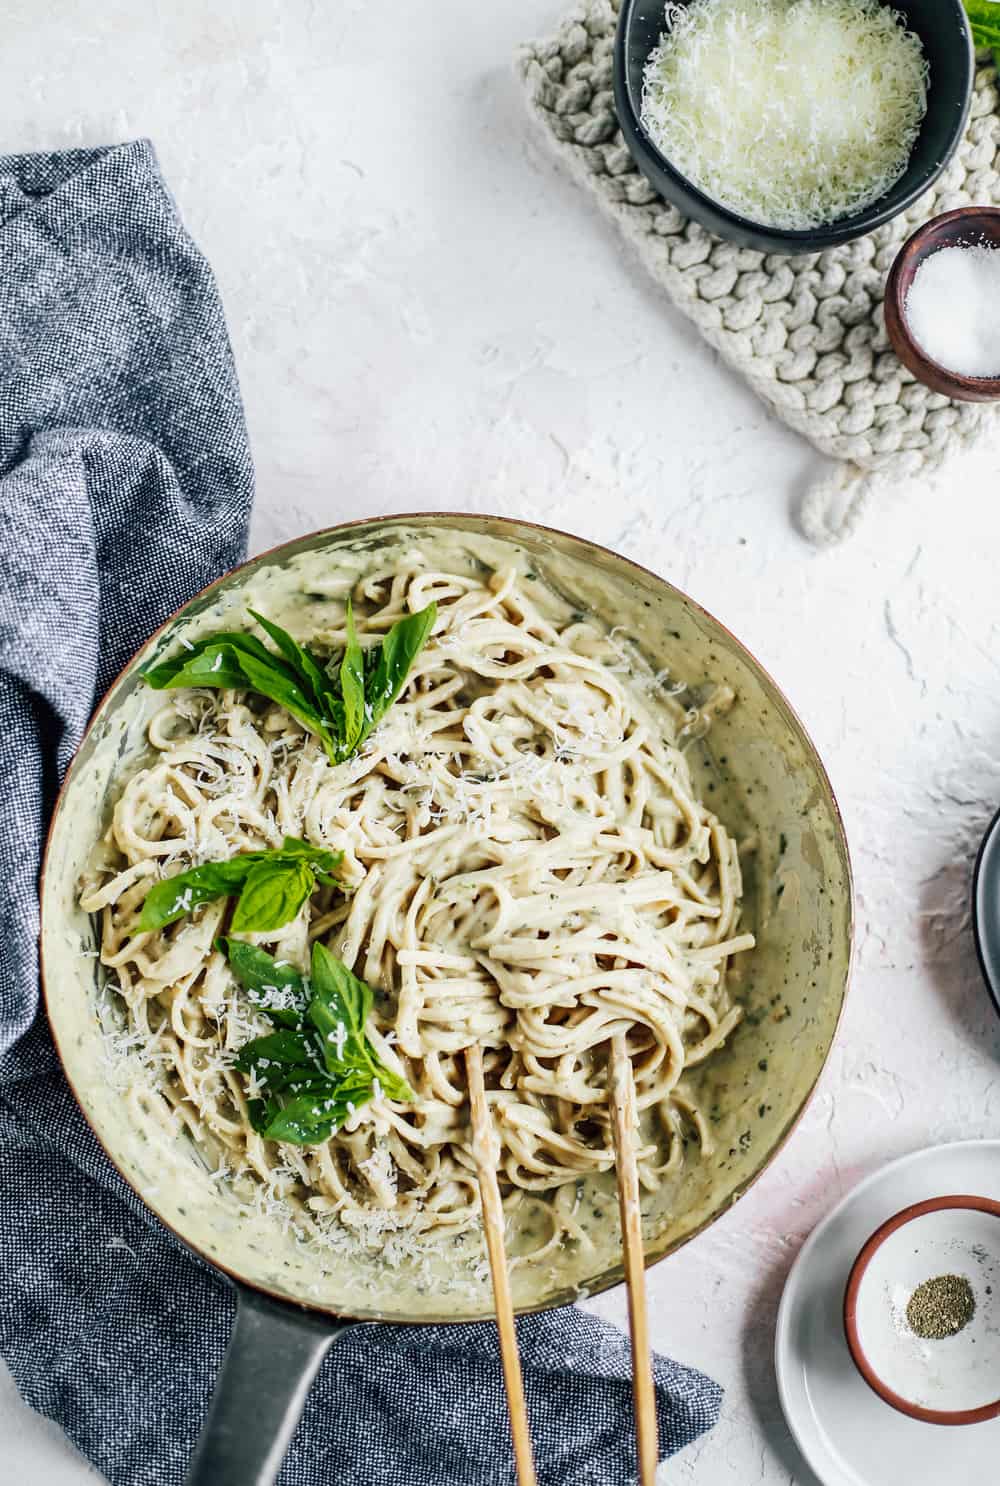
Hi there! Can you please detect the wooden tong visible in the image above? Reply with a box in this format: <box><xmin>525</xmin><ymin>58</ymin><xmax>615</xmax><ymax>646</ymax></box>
<box><xmin>466</xmin><ymin>1035</ymin><xmax>658</xmax><ymax>1486</ymax></box>
<box><xmin>610</xmin><ymin>1032</ymin><xmax>659</xmax><ymax>1485</ymax></box>
<box><xmin>466</xmin><ymin>1044</ymin><xmax>538</xmax><ymax>1486</ymax></box>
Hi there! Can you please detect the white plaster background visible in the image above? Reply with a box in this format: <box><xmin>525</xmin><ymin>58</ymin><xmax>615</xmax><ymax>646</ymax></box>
<box><xmin>3</xmin><ymin>2</ymin><xmax>1000</xmax><ymax>1482</ymax></box>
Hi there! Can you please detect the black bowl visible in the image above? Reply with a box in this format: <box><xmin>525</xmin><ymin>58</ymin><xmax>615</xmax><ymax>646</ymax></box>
<box><xmin>613</xmin><ymin>0</ymin><xmax>974</xmax><ymax>256</ymax></box>
<box><xmin>973</xmin><ymin>803</ymin><xmax>1000</xmax><ymax>1021</ymax></box>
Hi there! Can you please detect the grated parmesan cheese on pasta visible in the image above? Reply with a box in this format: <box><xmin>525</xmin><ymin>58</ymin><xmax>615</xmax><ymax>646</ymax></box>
<box><xmin>640</xmin><ymin>0</ymin><xmax>928</xmax><ymax>231</ymax></box>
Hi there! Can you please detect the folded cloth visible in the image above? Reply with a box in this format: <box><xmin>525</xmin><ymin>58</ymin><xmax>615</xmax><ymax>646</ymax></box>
<box><xmin>0</xmin><ymin>140</ymin><xmax>724</xmax><ymax>1486</ymax></box>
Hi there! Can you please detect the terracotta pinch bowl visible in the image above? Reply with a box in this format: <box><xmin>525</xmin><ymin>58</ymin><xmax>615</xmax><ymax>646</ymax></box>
<box><xmin>843</xmin><ymin>1195</ymin><xmax>1000</xmax><ymax>1426</ymax></box>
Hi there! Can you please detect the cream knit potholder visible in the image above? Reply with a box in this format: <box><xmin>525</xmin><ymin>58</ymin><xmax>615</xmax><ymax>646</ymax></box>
<box><xmin>518</xmin><ymin>3</ymin><xmax>1000</xmax><ymax>543</ymax></box>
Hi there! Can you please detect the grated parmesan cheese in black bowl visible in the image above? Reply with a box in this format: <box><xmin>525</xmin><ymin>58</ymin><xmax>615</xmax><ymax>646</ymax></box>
<box><xmin>614</xmin><ymin>0</ymin><xmax>974</xmax><ymax>255</ymax></box>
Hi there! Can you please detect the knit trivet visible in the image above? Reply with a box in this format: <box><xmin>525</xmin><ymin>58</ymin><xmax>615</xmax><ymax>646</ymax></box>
<box><xmin>519</xmin><ymin>2</ymin><xmax>1000</xmax><ymax>544</ymax></box>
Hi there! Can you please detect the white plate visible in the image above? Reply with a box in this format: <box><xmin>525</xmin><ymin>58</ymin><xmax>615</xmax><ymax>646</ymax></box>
<box><xmin>775</xmin><ymin>1140</ymin><xmax>1000</xmax><ymax>1486</ymax></box>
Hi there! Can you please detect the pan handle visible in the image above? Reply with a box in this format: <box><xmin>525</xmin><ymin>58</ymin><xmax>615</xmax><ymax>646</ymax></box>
<box><xmin>184</xmin><ymin>1283</ymin><xmax>352</xmax><ymax>1486</ymax></box>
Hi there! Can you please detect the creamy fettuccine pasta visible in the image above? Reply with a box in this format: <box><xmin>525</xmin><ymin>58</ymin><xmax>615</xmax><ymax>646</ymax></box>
<box><xmin>81</xmin><ymin>559</ymin><xmax>754</xmax><ymax>1263</ymax></box>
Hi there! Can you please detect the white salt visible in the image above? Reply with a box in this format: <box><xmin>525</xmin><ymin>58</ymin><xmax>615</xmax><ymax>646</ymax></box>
<box><xmin>904</xmin><ymin>244</ymin><xmax>1000</xmax><ymax>378</ymax></box>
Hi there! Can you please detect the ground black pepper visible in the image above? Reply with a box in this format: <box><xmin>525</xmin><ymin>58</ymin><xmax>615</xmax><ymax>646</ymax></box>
<box><xmin>905</xmin><ymin>1274</ymin><xmax>975</xmax><ymax>1339</ymax></box>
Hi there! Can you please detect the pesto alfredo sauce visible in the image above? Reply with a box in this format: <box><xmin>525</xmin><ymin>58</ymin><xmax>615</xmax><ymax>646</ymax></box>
<box><xmin>50</xmin><ymin>530</ymin><xmax>797</xmax><ymax>1321</ymax></box>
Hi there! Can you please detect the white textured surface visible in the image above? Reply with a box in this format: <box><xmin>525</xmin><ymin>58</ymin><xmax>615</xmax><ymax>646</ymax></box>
<box><xmin>2</xmin><ymin>3</ymin><xmax>1000</xmax><ymax>1483</ymax></box>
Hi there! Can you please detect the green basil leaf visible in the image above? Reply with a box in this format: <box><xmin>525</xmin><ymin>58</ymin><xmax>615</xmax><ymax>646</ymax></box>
<box><xmin>371</xmin><ymin>1066</ymin><xmax>414</xmax><ymax>1102</ymax></box>
<box><xmin>137</xmin><ymin>857</ymin><xmax>255</xmax><ymax>932</ymax></box>
<box><xmin>142</xmin><ymin>635</ymin><xmax>233</xmax><ymax>689</ymax></box>
<box><xmin>223</xmin><ymin>941</ymin><xmax>413</xmax><ymax>1146</ymax></box>
<box><xmin>248</xmin><ymin>609</ymin><xmax>333</xmax><ymax>712</ymax></box>
<box><xmin>142</xmin><ymin>631</ymin><xmax>297</xmax><ymax>689</ymax></box>
<box><xmin>219</xmin><ymin>937</ymin><xmax>306</xmax><ymax>1027</ymax></box>
<box><xmin>230</xmin><ymin>860</ymin><xmax>315</xmax><ymax>934</ymax></box>
<box><xmin>339</xmin><ymin>600</ymin><xmax>367</xmax><ymax>755</ymax></box>
<box><xmin>268</xmin><ymin>838</ymin><xmax>342</xmax><ymax>876</ymax></box>
<box><xmin>220</xmin><ymin>937</ymin><xmax>305</xmax><ymax>992</ymax></box>
<box><xmin>143</xmin><ymin>625</ymin><xmax>340</xmax><ymax>761</ymax></box>
<box><xmin>234</xmin><ymin>649</ymin><xmax>329</xmax><ymax>734</ymax></box>
<box><xmin>142</xmin><ymin>641</ymin><xmax>255</xmax><ymax>693</ymax></box>
<box><xmin>308</xmin><ymin>942</ymin><xmax>373</xmax><ymax>1073</ymax></box>
<box><xmin>326</xmin><ymin>693</ymin><xmax>347</xmax><ymax>747</ymax></box>
<box><xmin>141</xmin><ymin>838</ymin><xmax>340</xmax><ymax>936</ymax></box>
<box><xmin>964</xmin><ymin>0</ymin><xmax>1000</xmax><ymax>48</ymax></box>
<box><xmin>364</xmin><ymin>603</ymin><xmax>437</xmax><ymax>731</ymax></box>
<box><xmin>200</xmin><ymin>630</ymin><xmax>301</xmax><ymax>675</ymax></box>
<box><xmin>143</xmin><ymin>604</ymin><xmax>434</xmax><ymax>769</ymax></box>
<box><xmin>234</xmin><ymin>1028</ymin><xmax>318</xmax><ymax>1075</ymax></box>
<box><xmin>253</xmin><ymin>1072</ymin><xmax>376</xmax><ymax>1144</ymax></box>
<box><xmin>247</xmin><ymin>1088</ymin><xmax>329</xmax><ymax>1143</ymax></box>
<box><xmin>308</xmin><ymin>943</ymin><xmax>414</xmax><ymax>1099</ymax></box>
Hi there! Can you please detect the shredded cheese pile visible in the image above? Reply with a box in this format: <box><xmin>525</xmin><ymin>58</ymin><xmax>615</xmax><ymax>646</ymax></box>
<box><xmin>641</xmin><ymin>0</ymin><xmax>928</xmax><ymax>232</ymax></box>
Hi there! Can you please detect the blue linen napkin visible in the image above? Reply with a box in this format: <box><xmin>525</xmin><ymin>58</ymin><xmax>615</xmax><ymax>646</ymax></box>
<box><xmin>0</xmin><ymin>139</ymin><xmax>724</xmax><ymax>1486</ymax></box>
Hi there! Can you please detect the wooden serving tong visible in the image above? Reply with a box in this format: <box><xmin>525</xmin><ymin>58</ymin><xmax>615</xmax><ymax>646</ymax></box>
<box><xmin>466</xmin><ymin>1037</ymin><xmax>659</xmax><ymax>1486</ymax></box>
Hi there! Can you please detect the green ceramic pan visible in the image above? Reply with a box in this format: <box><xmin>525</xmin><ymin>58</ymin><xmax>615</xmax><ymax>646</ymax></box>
<box><xmin>40</xmin><ymin>514</ymin><xmax>853</xmax><ymax>1483</ymax></box>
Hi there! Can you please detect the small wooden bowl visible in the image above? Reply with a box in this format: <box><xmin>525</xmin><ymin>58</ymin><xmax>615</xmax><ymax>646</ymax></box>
<box><xmin>884</xmin><ymin>207</ymin><xmax>1000</xmax><ymax>401</ymax></box>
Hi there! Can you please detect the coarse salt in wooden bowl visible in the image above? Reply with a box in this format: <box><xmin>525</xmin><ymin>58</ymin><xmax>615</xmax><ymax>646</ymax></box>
<box><xmin>884</xmin><ymin>207</ymin><xmax>1000</xmax><ymax>402</ymax></box>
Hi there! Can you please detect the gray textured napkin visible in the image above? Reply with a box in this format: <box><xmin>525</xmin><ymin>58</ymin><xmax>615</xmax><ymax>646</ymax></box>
<box><xmin>0</xmin><ymin>139</ymin><xmax>724</xmax><ymax>1485</ymax></box>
